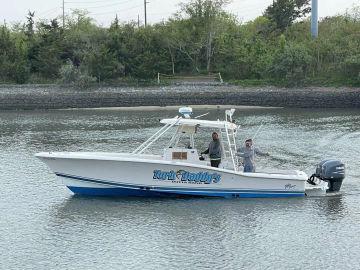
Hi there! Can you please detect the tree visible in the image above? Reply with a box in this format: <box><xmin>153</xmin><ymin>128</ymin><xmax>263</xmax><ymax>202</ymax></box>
<box><xmin>264</xmin><ymin>0</ymin><xmax>311</xmax><ymax>32</ymax></box>
<box><xmin>268</xmin><ymin>43</ymin><xmax>312</xmax><ymax>84</ymax></box>
<box><xmin>84</xmin><ymin>45</ymin><xmax>124</xmax><ymax>81</ymax></box>
<box><xmin>124</xmin><ymin>26</ymin><xmax>172</xmax><ymax>78</ymax></box>
<box><xmin>0</xmin><ymin>25</ymin><xmax>30</xmax><ymax>83</ymax></box>
<box><xmin>28</xmin><ymin>19</ymin><xmax>64</xmax><ymax>79</ymax></box>
<box><xmin>59</xmin><ymin>59</ymin><xmax>96</xmax><ymax>88</ymax></box>
<box><xmin>25</xmin><ymin>11</ymin><xmax>35</xmax><ymax>39</ymax></box>
<box><xmin>0</xmin><ymin>3</ymin><xmax>358</xmax><ymax>86</ymax></box>
<box><xmin>170</xmin><ymin>0</ymin><xmax>230</xmax><ymax>73</ymax></box>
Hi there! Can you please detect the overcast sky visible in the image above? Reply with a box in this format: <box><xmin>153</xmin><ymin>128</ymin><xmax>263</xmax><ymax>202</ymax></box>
<box><xmin>1</xmin><ymin>0</ymin><xmax>359</xmax><ymax>26</ymax></box>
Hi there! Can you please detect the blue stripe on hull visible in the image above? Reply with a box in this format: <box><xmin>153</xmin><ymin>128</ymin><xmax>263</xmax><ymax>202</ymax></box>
<box><xmin>67</xmin><ymin>186</ymin><xmax>183</xmax><ymax>197</ymax></box>
<box><xmin>67</xmin><ymin>186</ymin><xmax>304</xmax><ymax>198</ymax></box>
<box><xmin>57</xmin><ymin>172</ymin><xmax>304</xmax><ymax>198</ymax></box>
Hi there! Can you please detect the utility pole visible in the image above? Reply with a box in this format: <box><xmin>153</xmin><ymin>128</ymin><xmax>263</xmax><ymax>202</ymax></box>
<box><xmin>62</xmin><ymin>0</ymin><xmax>65</xmax><ymax>28</ymax></box>
<box><xmin>311</xmin><ymin>0</ymin><xmax>318</xmax><ymax>38</ymax></box>
<box><xmin>137</xmin><ymin>14</ymin><xmax>140</xmax><ymax>28</ymax></box>
<box><xmin>144</xmin><ymin>0</ymin><xmax>148</xmax><ymax>26</ymax></box>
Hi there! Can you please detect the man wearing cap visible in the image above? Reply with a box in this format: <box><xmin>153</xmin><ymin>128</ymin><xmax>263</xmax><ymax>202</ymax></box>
<box><xmin>201</xmin><ymin>132</ymin><xmax>222</xmax><ymax>168</ymax></box>
<box><xmin>237</xmin><ymin>139</ymin><xmax>269</xmax><ymax>172</ymax></box>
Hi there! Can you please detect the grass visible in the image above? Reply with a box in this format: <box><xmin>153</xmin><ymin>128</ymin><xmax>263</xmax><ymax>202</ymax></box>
<box><xmin>1</xmin><ymin>76</ymin><xmax>359</xmax><ymax>88</ymax></box>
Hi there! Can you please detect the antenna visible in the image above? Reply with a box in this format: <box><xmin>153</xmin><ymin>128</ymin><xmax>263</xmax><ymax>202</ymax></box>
<box><xmin>252</xmin><ymin>124</ymin><xmax>263</xmax><ymax>141</ymax></box>
<box><xmin>194</xmin><ymin>112</ymin><xmax>210</xmax><ymax>119</ymax></box>
<box><xmin>225</xmin><ymin>109</ymin><xmax>235</xmax><ymax>122</ymax></box>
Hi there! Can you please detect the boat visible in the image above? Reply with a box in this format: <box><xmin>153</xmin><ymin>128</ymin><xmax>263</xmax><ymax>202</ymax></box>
<box><xmin>35</xmin><ymin>107</ymin><xmax>345</xmax><ymax>198</ymax></box>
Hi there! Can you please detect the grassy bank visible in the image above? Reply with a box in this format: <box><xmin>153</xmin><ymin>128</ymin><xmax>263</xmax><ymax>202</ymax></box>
<box><xmin>1</xmin><ymin>77</ymin><xmax>359</xmax><ymax>89</ymax></box>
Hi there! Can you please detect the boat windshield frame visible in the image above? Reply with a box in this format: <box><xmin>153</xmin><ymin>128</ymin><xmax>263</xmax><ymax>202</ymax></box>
<box><xmin>132</xmin><ymin>111</ymin><xmax>239</xmax><ymax>171</ymax></box>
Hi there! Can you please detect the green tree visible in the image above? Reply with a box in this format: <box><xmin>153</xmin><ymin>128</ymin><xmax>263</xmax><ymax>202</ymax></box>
<box><xmin>84</xmin><ymin>45</ymin><xmax>124</xmax><ymax>81</ymax></box>
<box><xmin>0</xmin><ymin>25</ymin><xmax>29</xmax><ymax>83</ymax></box>
<box><xmin>59</xmin><ymin>59</ymin><xmax>96</xmax><ymax>88</ymax></box>
<box><xmin>269</xmin><ymin>43</ymin><xmax>312</xmax><ymax>84</ymax></box>
<box><xmin>264</xmin><ymin>0</ymin><xmax>311</xmax><ymax>32</ymax></box>
<box><xmin>170</xmin><ymin>0</ymin><xmax>231</xmax><ymax>73</ymax></box>
<box><xmin>26</xmin><ymin>19</ymin><xmax>65</xmax><ymax>80</ymax></box>
<box><xmin>0</xmin><ymin>3</ymin><xmax>359</xmax><ymax>86</ymax></box>
<box><xmin>25</xmin><ymin>11</ymin><xmax>35</xmax><ymax>39</ymax></box>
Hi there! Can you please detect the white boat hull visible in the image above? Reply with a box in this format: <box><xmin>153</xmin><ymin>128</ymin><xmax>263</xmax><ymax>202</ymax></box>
<box><xmin>36</xmin><ymin>152</ymin><xmax>308</xmax><ymax>198</ymax></box>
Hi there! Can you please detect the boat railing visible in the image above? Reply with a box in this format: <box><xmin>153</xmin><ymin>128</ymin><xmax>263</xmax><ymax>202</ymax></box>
<box><xmin>132</xmin><ymin>116</ymin><xmax>181</xmax><ymax>154</ymax></box>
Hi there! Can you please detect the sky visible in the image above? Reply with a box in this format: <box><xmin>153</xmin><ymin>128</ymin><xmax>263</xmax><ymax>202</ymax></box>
<box><xmin>1</xmin><ymin>0</ymin><xmax>359</xmax><ymax>26</ymax></box>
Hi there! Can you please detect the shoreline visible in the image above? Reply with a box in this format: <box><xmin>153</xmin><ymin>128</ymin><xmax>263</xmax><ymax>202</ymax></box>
<box><xmin>0</xmin><ymin>84</ymin><xmax>359</xmax><ymax>110</ymax></box>
<box><xmin>61</xmin><ymin>105</ymin><xmax>282</xmax><ymax>111</ymax></box>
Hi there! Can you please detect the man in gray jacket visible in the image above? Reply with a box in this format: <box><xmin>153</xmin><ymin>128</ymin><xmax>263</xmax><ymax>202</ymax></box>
<box><xmin>237</xmin><ymin>139</ymin><xmax>269</xmax><ymax>172</ymax></box>
<box><xmin>201</xmin><ymin>132</ymin><xmax>222</xmax><ymax>168</ymax></box>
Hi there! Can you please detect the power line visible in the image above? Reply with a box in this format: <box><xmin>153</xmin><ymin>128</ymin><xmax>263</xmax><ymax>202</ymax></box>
<box><xmin>37</xmin><ymin>7</ymin><xmax>61</xmax><ymax>17</ymax></box>
<box><xmin>58</xmin><ymin>0</ymin><xmax>273</xmax><ymax>27</ymax></box>
<box><xmin>65</xmin><ymin>0</ymin><xmax>134</xmax><ymax>9</ymax></box>
<box><xmin>65</xmin><ymin>0</ymin><xmax>120</xmax><ymax>3</ymax></box>
<box><xmin>90</xmin><ymin>3</ymin><xmax>143</xmax><ymax>16</ymax></box>
<box><xmin>42</xmin><ymin>9</ymin><xmax>61</xmax><ymax>19</ymax></box>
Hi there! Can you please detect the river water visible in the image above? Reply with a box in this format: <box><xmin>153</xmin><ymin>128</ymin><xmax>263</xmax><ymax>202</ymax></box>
<box><xmin>0</xmin><ymin>107</ymin><xmax>359</xmax><ymax>270</ymax></box>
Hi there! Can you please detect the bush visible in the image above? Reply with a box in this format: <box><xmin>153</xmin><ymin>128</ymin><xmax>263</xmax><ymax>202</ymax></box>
<box><xmin>268</xmin><ymin>43</ymin><xmax>312</xmax><ymax>85</ymax></box>
<box><xmin>58</xmin><ymin>60</ymin><xmax>96</xmax><ymax>88</ymax></box>
<box><xmin>343</xmin><ymin>55</ymin><xmax>360</xmax><ymax>77</ymax></box>
<box><xmin>75</xmin><ymin>73</ymin><xmax>96</xmax><ymax>88</ymax></box>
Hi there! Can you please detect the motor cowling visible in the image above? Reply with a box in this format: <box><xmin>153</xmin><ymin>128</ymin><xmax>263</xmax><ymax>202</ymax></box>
<box><xmin>314</xmin><ymin>159</ymin><xmax>345</xmax><ymax>192</ymax></box>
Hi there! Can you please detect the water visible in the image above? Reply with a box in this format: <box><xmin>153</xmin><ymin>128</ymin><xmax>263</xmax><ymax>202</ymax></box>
<box><xmin>1</xmin><ymin>107</ymin><xmax>360</xmax><ymax>270</ymax></box>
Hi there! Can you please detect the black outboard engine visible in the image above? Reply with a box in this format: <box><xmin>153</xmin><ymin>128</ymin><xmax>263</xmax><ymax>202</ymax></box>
<box><xmin>308</xmin><ymin>159</ymin><xmax>345</xmax><ymax>192</ymax></box>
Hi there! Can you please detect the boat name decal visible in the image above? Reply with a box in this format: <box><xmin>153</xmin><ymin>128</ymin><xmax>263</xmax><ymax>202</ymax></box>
<box><xmin>153</xmin><ymin>169</ymin><xmax>221</xmax><ymax>184</ymax></box>
<box><xmin>284</xmin><ymin>183</ymin><xmax>296</xmax><ymax>190</ymax></box>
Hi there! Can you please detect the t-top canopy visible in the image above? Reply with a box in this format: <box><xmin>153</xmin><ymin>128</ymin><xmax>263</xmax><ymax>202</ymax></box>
<box><xmin>160</xmin><ymin>118</ymin><xmax>238</xmax><ymax>130</ymax></box>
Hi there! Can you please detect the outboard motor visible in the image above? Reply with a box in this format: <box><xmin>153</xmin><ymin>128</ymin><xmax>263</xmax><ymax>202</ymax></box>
<box><xmin>308</xmin><ymin>159</ymin><xmax>345</xmax><ymax>192</ymax></box>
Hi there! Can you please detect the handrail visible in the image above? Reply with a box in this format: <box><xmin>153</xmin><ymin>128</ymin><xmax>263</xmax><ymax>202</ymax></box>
<box><xmin>134</xmin><ymin>116</ymin><xmax>181</xmax><ymax>154</ymax></box>
<box><xmin>138</xmin><ymin>116</ymin><xmax>182</xmax><ymax>154</ymax></box>
<box><xmin>132</xmin><ymin>116</ymin><xmax>179</xmax><ymax>154</ymax></box>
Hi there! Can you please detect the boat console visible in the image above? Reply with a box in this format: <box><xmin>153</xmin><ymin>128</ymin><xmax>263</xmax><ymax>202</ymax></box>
<box><xmin>163</xmin><ymin>148</ymin><xmax>207</xmax><ymax>165</ymax></box>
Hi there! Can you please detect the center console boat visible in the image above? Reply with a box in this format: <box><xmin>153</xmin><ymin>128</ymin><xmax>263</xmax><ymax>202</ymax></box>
<box><xmin>35</xmin><ymin>107</ymin><xmax>345</xmax><ymax>198</ymax></box>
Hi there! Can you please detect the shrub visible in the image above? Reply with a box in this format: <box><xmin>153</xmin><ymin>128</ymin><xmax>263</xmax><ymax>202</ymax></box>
<box><xmin>59</xmin><ymin>60</ymin><xmax>96</xmax><ymax>88</ymax></box>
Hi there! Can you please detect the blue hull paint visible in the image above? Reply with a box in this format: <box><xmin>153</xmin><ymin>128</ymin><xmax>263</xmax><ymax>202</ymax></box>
<box><xmin>67</xmin><ymin>186</ymin><xmax>181</xmax><ymax>197</ymax></box>
<box><xmin>67</xmin><ymin>186</ymin><xmax>304</xmax><ymax>198</ymax></box>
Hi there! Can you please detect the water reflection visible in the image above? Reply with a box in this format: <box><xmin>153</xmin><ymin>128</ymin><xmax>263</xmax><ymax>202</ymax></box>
<box><xmin>314</xmin><ymin>195</ymin><xmax>348</xmax><ymax>220</ymax></box>
<box><xmin>51</xmin><ymin>195</ymin><xmax>308</xmax><ymax>235</ymax></box>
